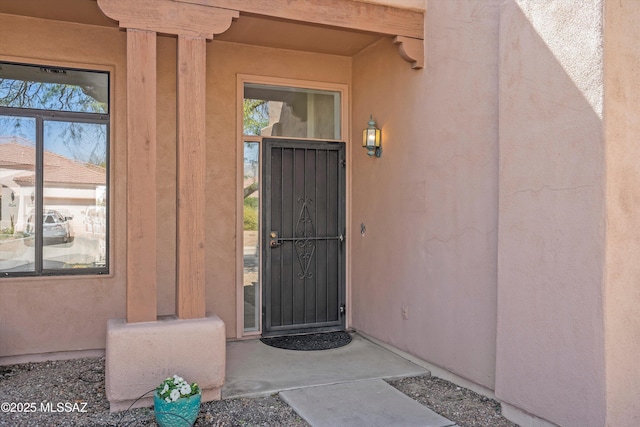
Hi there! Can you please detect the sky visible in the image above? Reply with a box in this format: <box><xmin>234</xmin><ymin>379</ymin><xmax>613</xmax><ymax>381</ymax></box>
<box><xmin>1</xmin><ymin>78</ymin><xmax>108</xmax><ymax>164</ymax></box>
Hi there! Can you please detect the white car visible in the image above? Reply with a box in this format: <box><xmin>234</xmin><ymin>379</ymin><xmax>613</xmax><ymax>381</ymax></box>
<box><xmin>25</xmin><ymin>210</ymin><xmax>72</xmax><ymax>244</ymax></box>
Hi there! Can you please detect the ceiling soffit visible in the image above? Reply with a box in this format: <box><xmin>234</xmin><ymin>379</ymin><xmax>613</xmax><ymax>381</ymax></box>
<box><xmin>213</xmin><ymin>14</ymin><xmax>383</xmax><ymax>57</ymax></box>
<box><xmin>0</xmin><ymin>0</ymin><xmax>424</xmax><ymax>68</ymax></box>
<box><xmin>178</xmin><ymin>0</ymin><xmax>425</xmax><ymax>68</ymax></box>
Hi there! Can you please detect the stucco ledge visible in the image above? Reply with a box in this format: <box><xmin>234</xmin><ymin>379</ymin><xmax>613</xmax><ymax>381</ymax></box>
<box><xmin>501</xmin><ymin>402</ymin><xmax>560</xmax><ymax>427</ymax></box>
<box><xmin>105</xmin><ymin>314</ymin><xmax>225</xmax><ymax>412</ymax></box>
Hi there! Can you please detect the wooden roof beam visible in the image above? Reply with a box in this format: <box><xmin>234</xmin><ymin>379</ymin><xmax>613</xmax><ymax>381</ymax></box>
<box><xmin>97</xmin><ymin>0</ymin><xmax>239</xmax><ymax>38</ymax></box>
<box><xmin>177</xmin><ymin>0</ymin><xmax>423</xmax><ymax>39</ymax></box>
<box><xmin>178</xmin><ymin>0</ymin><xmax>425</xmax><ymax>69</ymax></box>
<box><xmin>98</xmin><ymin>0</ymin><xmax>423</xmax><ymax>67</ymax></box>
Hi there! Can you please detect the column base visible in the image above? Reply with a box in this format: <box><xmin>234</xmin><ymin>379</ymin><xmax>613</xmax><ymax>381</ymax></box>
<box><xmin>105</xmin><ymin>314</ymin><xmax>225</xmax><ymax>412</ymax></box>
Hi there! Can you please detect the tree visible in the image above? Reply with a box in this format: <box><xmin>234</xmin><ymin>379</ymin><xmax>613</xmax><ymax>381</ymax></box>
<box><xmin>0</xmin><ymin>79</ymin><xmax>106</xmax><ymax>113</ymax></box>
<box><xmin>242</xmin><ymin>104</ymin><xmax>265</xmax><ymax>203</ymax></box>
<box><xmin>0</xmin><ymin>78</ymin><xmax>108</xmax><ymax>166</ymax></box>
<box><xmin>243</xmin><ymin>99</ymin><xmax>268</xmax><ymax>136</ymax></box>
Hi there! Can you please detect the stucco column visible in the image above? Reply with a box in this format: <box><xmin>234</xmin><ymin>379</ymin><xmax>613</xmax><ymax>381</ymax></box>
<box><xmin>96</xmin><ymin>0</ymin><xmax>236</xmax><ymax>411</ymax></box>
<box><xmin>126</xmin><ymin>29</ymin><xmax>158</xmax><ymax>323</ymax></box>
<box><xmin>97</xmin><ymin>0</ymin><xmax>238</xmax><ymax>321</ymax></box>
<box><xmin>176</xmin><ymin>35</ymin><xmax>207</xmax><ymax>319</ymax></box>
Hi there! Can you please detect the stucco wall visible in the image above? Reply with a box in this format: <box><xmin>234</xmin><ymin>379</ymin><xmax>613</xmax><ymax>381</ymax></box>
<box><xmin>154</xmin><ymin>37</ymin><xmax>352</xmax><ymax>338</ymax></box>
<box><xmin>351</xmin><ymin>0</ymin><xmax>501</xmax><ymax>389</ymax></box>
<box><xmin>201</xmin><ymin>41</ymin><xmax>351</xmax><ymax>337</ymax></box>
<box><xmin>4</xmin><ymin>3</ymin><xmax>636</xmax><ymax>425</ymax></box>
<box><xmin>130</xmin><ymin>17</ymin><xmax>352</xmax><ymax>341</ymax></box>
<box><xmin>495</xmin><ymin>2</ymin><xmax>606</xmax><ymax>426</ymax></box>
<box><xmin>0</xmin><ymin>13</ymin><xmax>352</xmax><ymax>356</ymax></box>
<box><xmin>0</xmin><ymin>14</ymin><xmax>127</xmax><ymax>357</ymax></box>
<box><xmin>352</xmin><ymin>1</ymin><xmax>615</xmax><ymax>425</ymax></box>
<box><xmin>604</xmin><ymin>1</ymin><xmax>640</xmax><ymax>426</ymax></box>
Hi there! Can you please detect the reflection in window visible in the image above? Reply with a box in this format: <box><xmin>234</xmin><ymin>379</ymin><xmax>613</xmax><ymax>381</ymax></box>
<box><xmin>0</xmin><ymin>62</ymin><xmax>108</xmax><ymax>113</ymax></box>
<box><xmin>244</xmin><ymin>83</ymin><xmax>341</xmax><ymax>140</ymax></box>
<box><xmin>243</xmin><ymin>141</ymin><xmax>259</xmax><ymax>332</ymax></box>
<box><xmin>42</xmin><ymin>121</ymin><xmax>107</xmax><ymax>269</ymax></box>
<box><xmin>0</xmin><ymin>62</ymin><xmax>109</xmax><ymax>276</ymax></box>
<box><xmin>0</xmin><ymin>118</ymin><xmax>36</xmax><ymax>273</ymax></box>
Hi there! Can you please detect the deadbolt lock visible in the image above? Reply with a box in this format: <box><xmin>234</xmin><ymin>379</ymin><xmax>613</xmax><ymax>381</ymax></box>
<box><xmin>269</xmin><ymin>231</ymin><xmax>281</xmax><ymax>248</ymax></box>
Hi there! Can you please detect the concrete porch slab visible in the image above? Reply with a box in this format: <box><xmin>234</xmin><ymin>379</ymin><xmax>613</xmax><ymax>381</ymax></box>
<box><xmin>280</xmin><ymin>379</ymin><xmax>457</xmax><ymax>427</ymax></box>
<box><xmin>223</xmin><ymin>333</ymin><xmax>428</xmax><ymax>398</ymax></box>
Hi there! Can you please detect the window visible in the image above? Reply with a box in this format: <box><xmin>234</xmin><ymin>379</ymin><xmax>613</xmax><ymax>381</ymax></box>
<box><xmin>0</xmin><ymin>62</ymin><xmax>109</xmax><ymax>276</ymax></box>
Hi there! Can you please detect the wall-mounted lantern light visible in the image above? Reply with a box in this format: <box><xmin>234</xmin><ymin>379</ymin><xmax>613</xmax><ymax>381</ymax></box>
<box><xmin>362</xmin><ymin>114</ymin><xmax>381</xmax><ymax>157</ymax></box>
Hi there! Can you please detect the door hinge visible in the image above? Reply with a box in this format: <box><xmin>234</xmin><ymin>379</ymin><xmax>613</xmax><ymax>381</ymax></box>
<box><xmin>341</xmin><ymin>159</ymin><xmax>346</xmax><ymax>168</ymax></box>
<box><xmin>339</xmin><ymin>304</ymin><xmax>346</xmax><ymax>316</ymax></box>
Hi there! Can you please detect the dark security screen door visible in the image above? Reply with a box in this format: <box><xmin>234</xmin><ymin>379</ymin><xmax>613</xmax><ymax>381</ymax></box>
<box><xmin>262</xmin><ymin>139</ymin><xmax>345</xmax><ymax>336</ymax></box>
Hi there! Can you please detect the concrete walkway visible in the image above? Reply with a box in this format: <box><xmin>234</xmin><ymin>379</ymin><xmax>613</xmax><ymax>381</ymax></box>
<box><xmin>223</xmin><ymin>333</ymin><xmax>458</xmax><ymax>427</ymax></box>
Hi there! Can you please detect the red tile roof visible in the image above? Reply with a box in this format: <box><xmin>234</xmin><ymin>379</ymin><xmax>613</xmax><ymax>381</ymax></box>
<box><xmin>0</xmin><ymin>137</ymin><xmax>105</xmax><ymax>186</ymax></box>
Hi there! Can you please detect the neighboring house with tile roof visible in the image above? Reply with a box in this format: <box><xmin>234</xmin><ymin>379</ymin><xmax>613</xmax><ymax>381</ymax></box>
<box><xmin>0</xmin><ymin>137</ymin><xmax>106</xmax><ymax>233</ymax></box>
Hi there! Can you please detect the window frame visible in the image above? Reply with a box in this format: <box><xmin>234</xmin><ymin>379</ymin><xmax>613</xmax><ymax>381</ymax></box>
<box><xmin>242</xmin><ymin>82</ymin><xmax>342</xmax><ymax>141</ymax></box>
<box><xmin>0</xmin><ymin>63</ymin><xmax>110</xmax><ymax>277</ymax></box>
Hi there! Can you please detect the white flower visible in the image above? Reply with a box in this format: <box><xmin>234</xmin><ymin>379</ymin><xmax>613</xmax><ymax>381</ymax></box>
<box><xmin>157</xmin><ymin>374</ymin><xmax>199</xmax><ymax>402</ymax></box>
<box><xmin>180</xmin><ymin>383</ymin><xmax>191</xmax><ymax>395</ymax></box>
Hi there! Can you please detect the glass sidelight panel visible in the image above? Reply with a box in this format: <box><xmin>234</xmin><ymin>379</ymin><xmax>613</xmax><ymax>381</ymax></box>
<box><xmin>243</xmin><ymin>141</ymin><xmax>260</xmax><ymax>332</ymax></box>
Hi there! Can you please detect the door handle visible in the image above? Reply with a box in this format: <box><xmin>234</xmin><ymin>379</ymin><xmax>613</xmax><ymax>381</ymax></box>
<box><xmin>269</xmin><ymin>230</ymin><xmax>344</xmax><ymax>247</ymax></box>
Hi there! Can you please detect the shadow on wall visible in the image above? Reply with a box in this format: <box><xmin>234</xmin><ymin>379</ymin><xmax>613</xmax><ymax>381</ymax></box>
<box><xmin>497</xmin><ymin>2</ymin><xmax>605</xmax><ymax>427</ymax></box>
<box><xmin>351</xmin><ymin>1</ymin><xmax>606</xmax><ymax>427</ymax></box>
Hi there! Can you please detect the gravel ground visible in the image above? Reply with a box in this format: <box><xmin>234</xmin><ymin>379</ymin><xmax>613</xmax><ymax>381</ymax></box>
<box><xmin>388</xmin><ymin>376</ymin><xmax>518</xmax><ymax>427</ymax></box>
<box><xmin>0</xmin><ymin>357</ymin><xmax>517</xmax><ymax>426</ymax></box>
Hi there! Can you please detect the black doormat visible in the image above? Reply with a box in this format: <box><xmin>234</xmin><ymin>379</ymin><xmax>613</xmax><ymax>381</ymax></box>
<box><xmin>260</xmin><ymin>331</ymin><xmax>352</xmax><ymax>351</ymax></box>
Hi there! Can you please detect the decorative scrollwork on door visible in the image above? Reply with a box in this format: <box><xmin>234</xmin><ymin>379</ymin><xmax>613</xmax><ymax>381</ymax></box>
<box><xmin>295</xmin><ymin>198</ymin><xmax>315</xmax><ymax>279</ymax></box>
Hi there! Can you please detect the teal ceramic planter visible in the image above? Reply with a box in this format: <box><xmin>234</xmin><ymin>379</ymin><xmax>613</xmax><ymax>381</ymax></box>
<box><xmin>154</xmin><ymin>391</ymin><xmax>201</xmax><ymax>427</ymax></box>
